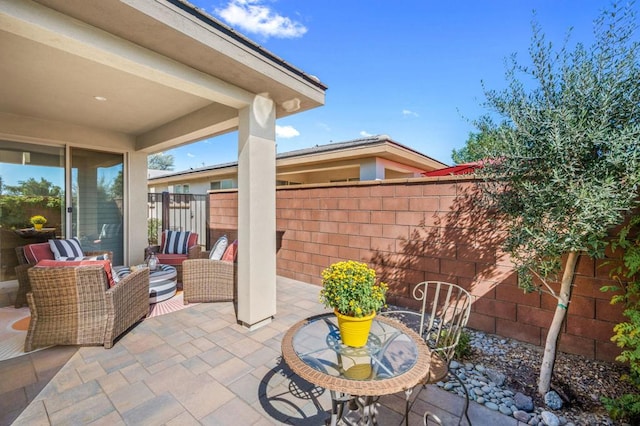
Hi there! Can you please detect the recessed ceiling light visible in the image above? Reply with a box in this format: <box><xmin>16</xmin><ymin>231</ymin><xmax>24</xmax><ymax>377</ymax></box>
<box><xmin>94</xmin><ymin>96</ymin><xmax>107</xmax><ymax>101</ymax></box>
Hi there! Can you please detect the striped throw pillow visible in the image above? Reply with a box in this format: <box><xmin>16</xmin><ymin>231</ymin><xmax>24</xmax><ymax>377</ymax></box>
<box><xmin>162</xmin><ymin>230</ymin><xmax>192</xmax><ymax>255</ymax></box>
<box><xmin>48</xmin><ymin>238</ymin><xmax>84</xmax><ymax>260</ymax></box>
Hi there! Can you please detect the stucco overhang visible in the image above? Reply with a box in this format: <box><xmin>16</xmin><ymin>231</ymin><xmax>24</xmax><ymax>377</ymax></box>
<box><xmin>0</xmin><ymin>0</ymin><xmax>326</xmax><ymax>152</ymax></box>
<box><xmin>147</xmin><ymin>136</ymin><xmax>449</xmax><ymax>184</ymax></box>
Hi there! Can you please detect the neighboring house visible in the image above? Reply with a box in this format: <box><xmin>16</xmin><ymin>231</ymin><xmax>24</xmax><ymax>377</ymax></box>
<box><xmin>148</xmin><ymin>135</ymin><xmax>448</xmax><ymax>193</ymax></box>
<box><xmin>0</xmin><ymin>0</ymin><xmax>326</xmax><ymax>328</ymax></box>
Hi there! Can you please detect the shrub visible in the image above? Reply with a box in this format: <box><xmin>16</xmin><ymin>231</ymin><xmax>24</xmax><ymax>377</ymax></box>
<box><xmin>601</xmin><ymin>215</ymin><xmax>640</xmax><ymax>423</ymax></box>
<box><xmin>147</xmin><ymin>218</ymin><xmax>161</xmax><ymax>245</ymax></box>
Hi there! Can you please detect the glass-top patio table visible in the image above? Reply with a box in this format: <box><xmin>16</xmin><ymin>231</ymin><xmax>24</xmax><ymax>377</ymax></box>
<box><xmin>281</xmin><ymin>312</ymin><xmax>431</xmax><ymax>426</ymax></box>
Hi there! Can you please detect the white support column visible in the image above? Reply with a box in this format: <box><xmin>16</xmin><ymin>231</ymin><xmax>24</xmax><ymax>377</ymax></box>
<box><xmin>360</xmin><ymin>158</ymin><xmax>385</xmax><ymax>181</ymax></box>
<box><xmin>237</xmin><ymin>94</ymin><xmax>277</xmax><ymax>329</ymax></box>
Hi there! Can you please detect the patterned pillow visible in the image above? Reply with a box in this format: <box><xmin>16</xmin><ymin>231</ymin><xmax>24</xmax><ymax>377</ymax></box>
<box><xmin>35</xmin><ymin>259</ymin><xmax>116</xmax><ymax>288</ymax></box>
<box><xmin>221</xmin><ymin>239</ymin><xmax>238</xmax><ymax>262</ymax></box>
<box><xmin>161</xmin><ymin>230</ymin><xmax>192</xmax><ymax>255</ymax></box>
<box><xmin>209</xmin><ymin>235</ymin><xmax>228</xmax><ymax>260</ymax></box>
<box><xmin>61</xmin><ymin>255</ymin><xmax>108</xmax><ymax>261</ymax></box>
<box><xmin>23</xmin><ymin>242</ymin><xmax>55</xmax><ymax>264</ymax></box>
<box><xmin>48</xmin><ymin>238</ymin><xmax>84</xmax><ymax>260</ymax></box>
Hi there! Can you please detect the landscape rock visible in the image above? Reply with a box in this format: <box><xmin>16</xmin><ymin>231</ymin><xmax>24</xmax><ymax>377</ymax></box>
<box><xmin>486</xmin><ymin>368</ymin><xmax>506</xmax><ymax>386</ymax></box>
<box><xmin>429</xmin><ymin>326</ymin><xmax>628</xmax><ymax>426</ymax></box>
<box><xmin>514</xmin><ymin>392</ymin><xmax>534</xmax><ymax>411</ymax></box>
<box><xmin>485</xmin><ymin>401</ymin><xmax>499</xmax><ymax>410</ymax></box>
<box><xmin>513</xmin><ymin>410</ymin><xmax>532</xmax><ymax>422</ymax></box>
<box><xmin>541</xmin><ymin>411</ymin><xmax>560</xmax><ymax>426</ymax></box>
<box><xmin>544</xmin><ymin>390</ymin><xmax>563</xmax><ymax>410</ymax></box>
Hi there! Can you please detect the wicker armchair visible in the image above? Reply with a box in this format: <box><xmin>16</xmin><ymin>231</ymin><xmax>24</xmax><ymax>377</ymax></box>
<box><xmin>182</xmin><ymin>254</ymin><xmax>236</xmax><ymax>304</ymax></box>
<box><xmin>24</xmin><ymin>265</ymin><xmax>149</xmax><ymax>352</ymax></box>
<box><xmin>14</xmin><ymin>244</ymin><xmax>112</xmax><ymax>308</ymax></box>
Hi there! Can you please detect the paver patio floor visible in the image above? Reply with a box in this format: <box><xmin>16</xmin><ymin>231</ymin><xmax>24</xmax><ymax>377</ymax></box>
<box><xmin>2</xmin><ymin>276</ymin><xmax>524</xmax><ymax>425</ymax></box>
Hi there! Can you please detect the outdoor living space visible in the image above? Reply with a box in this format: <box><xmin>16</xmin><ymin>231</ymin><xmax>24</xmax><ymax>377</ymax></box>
<box><xmin>1</xmin><ymin>276</ymin><xmax>520</xmax><ymax>426</ymax></box>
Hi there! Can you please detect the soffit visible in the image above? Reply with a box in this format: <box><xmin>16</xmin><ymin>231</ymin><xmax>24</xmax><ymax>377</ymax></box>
<box><xmin>0</xmin><ymin>31</ymin><xmax>211</xmax><ymax>135</ymax></box>
<box><xmin>33</xmin><ymin>0</ymin><xmax>326</xmax><ymax>115</ymax></box>
<box><xmin>0</xmin><ymin>0</ymin><xmax>325</xmax><ymax>149</ymax></box>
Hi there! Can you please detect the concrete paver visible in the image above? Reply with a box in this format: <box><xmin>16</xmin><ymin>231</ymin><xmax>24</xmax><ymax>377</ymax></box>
<box><xmin>2</xmin><ymin>276</ymin><xmax>524</xmax><ymax>425</ymax></box>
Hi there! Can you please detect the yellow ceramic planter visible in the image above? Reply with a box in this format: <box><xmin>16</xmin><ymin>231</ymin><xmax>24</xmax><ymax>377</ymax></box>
<box><xmin>335</xmin><ymin>309</ymin><xmax>375</xmax><ymax>347</ymax></box>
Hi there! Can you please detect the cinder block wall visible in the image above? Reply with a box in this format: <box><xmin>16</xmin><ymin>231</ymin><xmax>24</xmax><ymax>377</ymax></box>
<box><xmin>208</xmin><ymin>177</ymin><xmax>626</xmax><ymax>362</ymax></box>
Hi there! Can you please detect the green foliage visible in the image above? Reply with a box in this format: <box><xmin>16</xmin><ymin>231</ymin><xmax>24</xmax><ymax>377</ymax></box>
<box><xmin>0</xmin><ymin>195</ymin><xmax>62</xmax><ymax>228</ymax></box>
<box><xmin>477</xmin><ymin>2</ymin><xmax>640</xmax><ymax>291</ymax></box>
<box><xmin>148</xmin><ymin>153</ymin><xmax>175</xmax><ymax>171</ymax></box>
<box><xmin>453</xmin><ymin>330</ymin><xmax>472</xmax><ymax>359</ymax></box>
<box><xmin>111</xmin><ymin>171</ymin><xmax>123</xmax><ymax>199</ymax></box>
<box><xmin>602</xmin><ymin>393</ymin><xmax>640</xmax><ymax>422</ymax></box>
<box><xmin>3</xmin><ymin>177</ymin><xmax>61</xmax><ymax>197</ymax></box>
<box><xmin>147</xmin><ymin>218</ymin><xmax>161</xmax><ymax>245</ymax></box>
<box><xmin>451</xmin><ymin>117</ymin><xmax>511</xmax><ymax>164</ymax></box>
<box><xmin>601</xmin><ymin>215</ymin><xmax>640</xmax><ymax>423</ymax></box>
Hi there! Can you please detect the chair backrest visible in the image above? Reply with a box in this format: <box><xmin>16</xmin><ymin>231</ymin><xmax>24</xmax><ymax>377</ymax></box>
<box><xmin>21</xmin><ymin>242</ymin><xmax>55</xmax><ymax>264</ymax></box>
<box><xmin>412</xmin><ymin>281</ymin><xmax>472</xmax><ymax>363</ymax></box>
<box><xmin>160</xmin><ymin>230</ymin><xmax>198</xmax><ymax>254</ymax></box>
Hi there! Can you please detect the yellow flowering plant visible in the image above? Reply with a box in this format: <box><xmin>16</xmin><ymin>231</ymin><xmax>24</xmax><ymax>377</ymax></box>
<box><xmin>29</xmin><ymin>215</ymin><xmax>47</xmax><ymax>225</ymax></box>
<box><xmin>320</xmin><ymin>260</ymin><xmax>388</xmax><ymax>318</ymax></box>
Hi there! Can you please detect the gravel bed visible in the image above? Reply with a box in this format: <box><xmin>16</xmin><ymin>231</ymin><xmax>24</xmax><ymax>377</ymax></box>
<box><xmin>438</xmin><ymin>329</ymin><xmax>636</xmax><ymax>426</ymax></box>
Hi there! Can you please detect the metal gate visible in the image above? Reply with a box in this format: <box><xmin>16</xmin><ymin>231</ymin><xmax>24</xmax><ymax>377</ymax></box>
<box><xmin>147</xmin><ymin>192</ymin><xmax>208</xmax><ymax>248</ymax></box>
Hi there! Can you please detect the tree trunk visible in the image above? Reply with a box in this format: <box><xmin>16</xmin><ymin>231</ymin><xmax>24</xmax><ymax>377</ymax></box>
<box><xmin>538</xmin><ymin>250</ymin><xmax>579</xmax><ymax>395</ymax></box>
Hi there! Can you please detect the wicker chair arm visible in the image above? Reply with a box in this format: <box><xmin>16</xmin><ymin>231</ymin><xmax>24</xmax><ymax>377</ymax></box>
<box><xmin>108</xmin><ymin>267</ymin><xmax>149</xmax><ymax>298</ymax></box>
<box><xmin>187</xmin><ymin>244</ymin><xmax>202</xmax><ymax>259</ymax></box>
<box><xmin>182</xmin><ymin>259</ymin><xmax>235</xmax><ymax>303</ymax></box>
<box><xmin>105</xmin><ymin>267</ymin><xmax>149</xmax><ymax>348</ymax></box>
<box><xmin>14</xmin><ymin>263</ymin><xmax>33</xmax><ymax>308</ymax></box>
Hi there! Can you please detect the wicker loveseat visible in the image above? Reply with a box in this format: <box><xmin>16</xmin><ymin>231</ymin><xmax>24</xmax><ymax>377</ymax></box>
<box><xmin>25</xmin><ymin>265</ymin><xmax>149</xmax><ymax>352</ymax></box>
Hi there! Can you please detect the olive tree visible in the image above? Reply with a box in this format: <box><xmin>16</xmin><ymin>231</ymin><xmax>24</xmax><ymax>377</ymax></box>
<box><xmin>477</xmin><ymin>3</ymin><xmax>640</xmax><ymax>395</ymax></box>
<box><xmin>451</xmin><ymin>117</ymin><xmax>510</xmax><ymax>164</ymax></box>
<box><xmin>148</xmin><ymin>152</ymin><xmax>175</xmax><ymax>171</ymax></box>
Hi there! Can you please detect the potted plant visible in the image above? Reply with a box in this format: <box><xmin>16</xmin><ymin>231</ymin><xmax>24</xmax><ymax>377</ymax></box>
<box><xmin>320</xmin><ymin>260</ymin><xmax>388</xmax><ymax>347</ymax></box>
<box><xmin>29</xmin><ymin>215</ymin><xmax>47</xmax><ymax>230</ymax></box>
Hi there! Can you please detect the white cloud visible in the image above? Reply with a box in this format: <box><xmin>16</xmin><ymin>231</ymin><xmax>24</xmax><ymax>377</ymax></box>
<box><xmin>187</xmin><ymin>153</ymin><xmax>195</xmax><ymax>158</ymax></box>
<box><xmin>276</xmin><ymin>125</ymin><xmax>300</xmax><ymax>138</ymax></box>
<box><xmin>360</xmin><ymin>130</ymin><xmax>373</xmax><ymax>137</ymax></box>
<box><xmin>216</xmin><ymin>0</ymin><xmax>307</xmax><ymax>39</ymax></box>
<box><xmin>402</xmin><ymin>109</ymin><xmax>419</xmax><ymax>117</ymax></box>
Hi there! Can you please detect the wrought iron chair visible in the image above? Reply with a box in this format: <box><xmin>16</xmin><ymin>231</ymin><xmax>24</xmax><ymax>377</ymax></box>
<box><xmin>382</xmin><ymin>281</ymin><xmax>472</xmax><ymax>426</ymax></box>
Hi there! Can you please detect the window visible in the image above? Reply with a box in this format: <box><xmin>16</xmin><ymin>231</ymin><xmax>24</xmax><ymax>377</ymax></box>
<box><xmin>210</xmin><ymin>179</ymin><xmax>234</xmax><ymax>190</ymax></box>
<box><xmin>172</xmin><ymin>184</ymin><xmax>189</xmax><ymax>194</ymax></box>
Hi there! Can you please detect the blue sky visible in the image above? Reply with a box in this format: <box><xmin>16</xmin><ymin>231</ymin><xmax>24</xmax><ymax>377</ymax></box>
<box><xmin>165</xmin><ymin>0</ymin><xmax>624</xmax><ymax>171</ymax></box>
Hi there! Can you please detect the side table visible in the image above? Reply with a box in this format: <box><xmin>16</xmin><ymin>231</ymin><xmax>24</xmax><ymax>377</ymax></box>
<box><xmin>281</xmin><ymin>313</ymin><xmax>432</xmax><ymax>425</ymax></box>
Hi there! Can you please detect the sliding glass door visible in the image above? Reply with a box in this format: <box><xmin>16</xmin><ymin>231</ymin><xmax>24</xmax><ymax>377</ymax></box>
<box><xmin>0</xmin><ymin>143</ymin><xmax>124</xmax><ymax>294</ymax></box>
<box><xmin>0</xmin><ymin>141</ymin><xmax>65</xmax><ymax>284</ymax></box>
<box><xmin>71</xmin><ymin>148</ymin><xmax>124</xmax><ymax>265</ymax></box>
